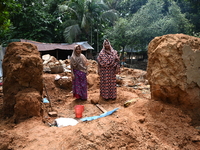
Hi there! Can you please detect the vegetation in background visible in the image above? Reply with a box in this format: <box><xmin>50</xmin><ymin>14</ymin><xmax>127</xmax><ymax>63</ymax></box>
<box><xmin>0</xmin><ymin>0</ymin><xmax>20</xmax><ymax>44</ymax></box>
<box><xmin>58</xmin><ymin>0</ymin><xmax>118</xmax><ymax>54</ymax></box>
<box><xmin>0</xmin><ymin>0</ymin><xmax>199</xmax><ymax>54</ymax></box>
<box><xmin>106</xmin><ymin>0</ymin><xmax>193</xmax><ymax>56</ymax></box>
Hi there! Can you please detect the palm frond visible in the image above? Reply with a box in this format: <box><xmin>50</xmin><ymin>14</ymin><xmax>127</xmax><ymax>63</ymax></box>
<box><xmin>81</xmin><ymin>14</ymin><xmax>87</xmax><ymax>28</ymax></box>
<box><xmin>58</xmin><ymin>5</ymin><xmax>79</xmax><ymax>19</ymax></box>
<box><xmin>96</xmin><ymin>0</ymin><xmax>109</xmax><ymax>10</ymax></box>
<box><xmin>101</xmin><ymin>10</ymin><xmax>119</xmax><ymax>23</ymax></box>
<box><xmin>63</xmin><ymin>24</ymin><xmax>81</xmax><ymax>43</ymax></box>
<box><xmin>62</xmin><ymin>19</ymin><xmax>78</xmax><ymax>27</ymax></box>
<box><xmin>58</xmin><ymin>5</ymin><xmax>69</xmax><ymax>12</ymax></box>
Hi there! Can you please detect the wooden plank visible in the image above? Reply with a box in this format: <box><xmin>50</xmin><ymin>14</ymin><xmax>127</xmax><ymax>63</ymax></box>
<box><xmin>96</xmin><ymin>104</ymin><xmax>107</xmax><ymax>113</ymax></box>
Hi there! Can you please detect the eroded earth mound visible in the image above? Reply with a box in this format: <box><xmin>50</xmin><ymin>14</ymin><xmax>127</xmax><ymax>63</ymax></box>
<box><xmin>147</xmin><ymin>34</ymin><xmax>200</xmax><ymax>123</ymax></box>
<box><xmin>2</xmin><ymin>42</ymin><xmax>43</xmax><ymax>122</ymax></box>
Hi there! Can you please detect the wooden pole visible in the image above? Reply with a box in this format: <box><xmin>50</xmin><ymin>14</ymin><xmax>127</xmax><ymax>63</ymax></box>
<box><xmin>44</xmin><ymin>83</ymin><xmax>53</xmax><ymax>111</ymax></box>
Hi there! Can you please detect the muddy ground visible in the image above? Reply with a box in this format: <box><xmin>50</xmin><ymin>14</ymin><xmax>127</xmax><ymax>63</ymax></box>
<box><xmin>0</xmin><ymin>61</ymin><xmax>200</xmax><ymax>150</ymax></box>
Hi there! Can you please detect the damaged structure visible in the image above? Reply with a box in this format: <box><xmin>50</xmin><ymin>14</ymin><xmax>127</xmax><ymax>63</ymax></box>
<box><xmin>2</xmin><ymin>42</ymin><xmax>43</xmax><ymax>122</ymax></box>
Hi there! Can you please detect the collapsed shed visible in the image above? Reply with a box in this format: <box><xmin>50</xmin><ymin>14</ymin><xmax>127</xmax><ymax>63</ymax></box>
<box><xmin>20</xmin><ymin>39</ymin><xmax>94</xmax><ymax>60</ymax></box>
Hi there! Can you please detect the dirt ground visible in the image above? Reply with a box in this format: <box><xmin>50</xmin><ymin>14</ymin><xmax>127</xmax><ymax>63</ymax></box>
<box><xmin>0</xmin><ymin>61</ymin><xmax>200</xmax><ymax>150</ymax></box>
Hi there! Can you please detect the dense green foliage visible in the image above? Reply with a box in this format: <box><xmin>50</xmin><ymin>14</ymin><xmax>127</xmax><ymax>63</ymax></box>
<box><xmin>107</xmin><ymin>0</ymin><xmax>193</xmax><ymax>52</ymax></box>
<box><xmin>0</xmin><ymin>0</ymin><xmax>20</xmax><ymax>42</ymax></box>
<box><xmin>0</xmin><ymin>0</ymin><xmax>200</xmax><ymax>53</ymax></box>
<box><xmin>58</xmin><ymin>0</ymin><xmax>118</xmax><ymax>54</ymax></box>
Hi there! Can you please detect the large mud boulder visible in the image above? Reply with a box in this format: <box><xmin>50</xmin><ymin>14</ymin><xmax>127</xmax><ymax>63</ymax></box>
<box><xmin>2</xmin><ymin>42</ymin><xmax>43</xmax><ymax>122</ymax></box>
<box><xmin>147</xmin><ymin>34</ymin><xmax>200</xmax><ymax>115</ymax></box>
<box><xmin>87</xmin><ymin>73</ymin><xmax>99</xmax><ymax>89</ymax></box>
<box><xmin>14</xmin><ymin>88</ymin><xmax>42</xmax><ymax>121</ymax></box>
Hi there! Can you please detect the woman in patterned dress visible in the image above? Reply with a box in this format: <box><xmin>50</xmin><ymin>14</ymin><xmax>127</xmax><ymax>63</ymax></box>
<box><xmin>97</xmin><ymin>39</ymin><xmax>120</xmax><ymax>100</ymax></box>
<box><xmin>70</xmin><ymin>45</ymin><xmax>88</xmax><ymax>100</ymax></box>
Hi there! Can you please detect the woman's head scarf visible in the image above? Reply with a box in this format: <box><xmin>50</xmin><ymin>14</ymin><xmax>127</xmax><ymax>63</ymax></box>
<box><xmin>70</xmin><ymin>45</ymin><xmax>87</xmax><ymax>73</ymax></box>
<box><xmin>102</xmin><ymin>39</ymin><xmax>115</xmax><ymax>55</ymax></box>
<box><xmin>97</xmin><ymin>39</ymin><xmax>120</xmax><ymax>68</ymax></box>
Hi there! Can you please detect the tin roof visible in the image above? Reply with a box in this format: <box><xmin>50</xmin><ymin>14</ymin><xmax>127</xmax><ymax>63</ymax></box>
<box><xmin>20</xmin><ymin>39</ymin><xmax>94</xmax><ymax>51</ymax></box>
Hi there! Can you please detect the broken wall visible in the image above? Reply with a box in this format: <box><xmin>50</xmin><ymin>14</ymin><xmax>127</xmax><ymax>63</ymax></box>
<box><xmin>147</xmin><ymin>34</ymin><xmax>200</xmax><ymax>119</ymax></box>
<box><xmin>2</xmin><ymin>42</ymin><xmax>43</xmax><ymax>122</ymax></box>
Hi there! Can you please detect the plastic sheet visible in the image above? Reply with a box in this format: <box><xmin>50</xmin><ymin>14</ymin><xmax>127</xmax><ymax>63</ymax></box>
<box><xmin>80</xmin><ymin>108</ymin><xmax>119</xmax><ymax>122</ymax></box>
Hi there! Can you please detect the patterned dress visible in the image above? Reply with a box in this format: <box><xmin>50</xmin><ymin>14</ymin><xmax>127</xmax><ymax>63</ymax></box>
<box><xmin>72</xmin><ymin>69</ymin><xmax>87</xmax><ymax>100</ymax></box>
<box><xmin>97</xmin><ymin>49</ymin><xmax>120</xmax><ymax>99</ymax></box>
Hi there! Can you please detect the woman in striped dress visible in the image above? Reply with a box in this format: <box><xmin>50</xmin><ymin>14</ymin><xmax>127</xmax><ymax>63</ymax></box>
<box><xmin>97</xmin><ymin>39</ymin><xmax>120</xmax><ymax>100</ymax></box>
<box><xmin>70</xmin><ymin>45</ymin><xmax>88</xmax><ymax>100</ymax></box>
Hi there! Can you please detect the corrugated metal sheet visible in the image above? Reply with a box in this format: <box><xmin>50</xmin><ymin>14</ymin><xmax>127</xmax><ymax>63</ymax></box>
<box><xmin>20</xmin><ymin>39</ymin><xmax>93</xmax><ymax>51</ymax></box>
<box><xmin>75</xmin><ymin>41</ymin><xmax>94</xmax><ymax>50</ymax></box>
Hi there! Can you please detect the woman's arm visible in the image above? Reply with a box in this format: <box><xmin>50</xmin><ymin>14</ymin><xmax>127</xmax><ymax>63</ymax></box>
<box><xmin>97</xmin><ymin>63</ymin><xmax>101</xmax><ymax>75</ymax></box>
<box><xmin>70</xmin><ymin>63</ymin><xmax>75</xmax><ymax>79</ymax></box>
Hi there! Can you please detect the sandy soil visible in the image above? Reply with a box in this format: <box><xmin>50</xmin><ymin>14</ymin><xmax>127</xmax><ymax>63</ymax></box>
<box><xmin>0</xmin><ymin>65</ymin><xmax>200</xmax><ymax>150</ymax></box>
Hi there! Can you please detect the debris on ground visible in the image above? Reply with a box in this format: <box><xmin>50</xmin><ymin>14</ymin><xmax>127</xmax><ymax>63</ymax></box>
<box><xmin>0</xmin><ymin>46</ymin><xmax>200</xmax><ymax>149</ymax></box>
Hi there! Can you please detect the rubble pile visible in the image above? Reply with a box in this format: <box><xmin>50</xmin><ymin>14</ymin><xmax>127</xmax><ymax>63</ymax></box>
<box><xmin>42</xmin><ymin>54</ymin><xmax>70</xmax><ymax>74</ymax></box>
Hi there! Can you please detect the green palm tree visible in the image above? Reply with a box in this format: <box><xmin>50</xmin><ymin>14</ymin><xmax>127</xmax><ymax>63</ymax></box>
<box><xmin>58</xmin><ymin>0</ymin><xmax>118</xmax><ymax>44</ymax></box>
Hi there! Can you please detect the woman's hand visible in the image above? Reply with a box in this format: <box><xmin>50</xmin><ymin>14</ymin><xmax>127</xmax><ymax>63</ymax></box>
<box><xmin>71</xmin><ymin>74</ymin><xmax>75</xmax><ymax>80</ymax></box>
<box><xmin>115</xmin><ymin>70</ymin><xmax>119</xmax><ymax>75</ymax></box>
<box><xmin>115</xmin><ymin>68</ymin><xmax>120</xmax><ymax>75</ymax></box>
<box><xmin>97</xmin><ymin>69</ymin><xmax>100</xmax><ymax>76</ymax></box>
